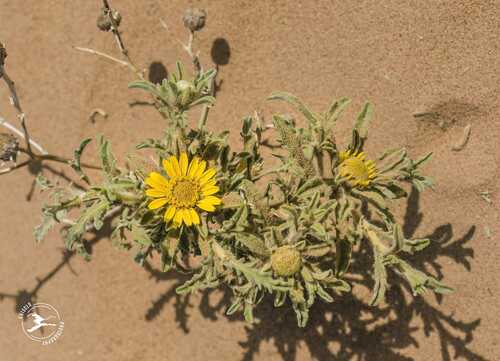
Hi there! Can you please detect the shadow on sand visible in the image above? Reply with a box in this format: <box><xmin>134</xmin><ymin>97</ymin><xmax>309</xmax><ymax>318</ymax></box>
<box><xmin>1</xmin><ymin>176</ymin><xmax>484</xmax><ymax>359</ymax></box>
<box><xmin>142</xmin><ymin>187</ymin><xmax>485</xmax><ymax>361</ymax></box>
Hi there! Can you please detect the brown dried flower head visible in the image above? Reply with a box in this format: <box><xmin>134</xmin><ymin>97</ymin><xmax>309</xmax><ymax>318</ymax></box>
<box><xmin>0</xmin><ymin>133</ymin><xmax>19</xmax><ymax>162</ymax></box>
<box><xmin>0</xmin><ymin>42</ymin><xmax>7</xmax><ymax>72</ymax></box>
<box><xmin>183</xmin><ymin>8</ymin><xmax>207</xmax><ymax>32</ymax></box>
<box><xmin>97</xmin><ymin>8</ymin><xmax>122</xmax><ymax>32</ymax></box>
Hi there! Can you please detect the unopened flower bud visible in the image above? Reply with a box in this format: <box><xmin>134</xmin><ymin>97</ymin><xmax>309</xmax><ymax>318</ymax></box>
<box><xmin>271</xmin><ymin>246</ymin><xmax>302</xmax><ymax>277</ymax></box>
<box><xmin>0</xmin><ymin>133</ymin><xmax>19</xmax><ymax>162</ymax></box>
<box><xmin>183</xmin><ymin>8</ymin><xmax>207</xmax><ymax>32</ymax></box>
<box><xmin>97</xmin><ymin>9</ymin><xmax>122</xmax><ymax>32</ymax></box>
<box><xmin>176</xmin><ymin>80</ymin><xmax>195</xmax><ymax>107</ymax></box>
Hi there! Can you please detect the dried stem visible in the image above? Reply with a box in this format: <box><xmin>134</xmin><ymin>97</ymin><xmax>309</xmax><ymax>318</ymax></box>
<box><xmin>1</xmin><ymin>67</ymin><xmax>33</xmax><ymax>155</ymax></box>
<box><xmin>0</xmin><ymin>147</ymin><xmax>101</xmax><ymax>176</ymax></box>
<box><xmin>184</xmin><ymin>31</ymin><xmax>202</xmax><ymax>75</ymax></box>
<box><xmin>0</xmin><ymin>116</ymin><xmax>48</xmax><ymax>154</ymax></box>
<box><xmin>73</xmin><ymin>46</ymin><xmax>130</xmax><ymax>67</ymax></box>
<box><xmin>101</xmin><ymin>0</ymin><xmax>142</xmax><ymax>78</ymax></box>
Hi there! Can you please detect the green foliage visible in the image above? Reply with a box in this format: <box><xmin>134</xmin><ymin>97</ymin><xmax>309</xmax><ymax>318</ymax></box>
<box><xmin>36</xmin><ymin>60</ymin><xmax>451</xmax><ymax>327</ymax></box>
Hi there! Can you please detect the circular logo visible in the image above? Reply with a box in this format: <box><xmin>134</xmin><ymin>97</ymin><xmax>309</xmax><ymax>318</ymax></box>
<box><xmin>19</xmin><ymin>303</ymin><xmax>64</xmax><ymax>345</ymax></box>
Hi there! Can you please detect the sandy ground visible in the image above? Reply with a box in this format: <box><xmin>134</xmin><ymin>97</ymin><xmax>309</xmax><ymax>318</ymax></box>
<box><xmin>0</xmin><ymin>1</ymin><xmax>499</xmax><ymax>360</ymax></box>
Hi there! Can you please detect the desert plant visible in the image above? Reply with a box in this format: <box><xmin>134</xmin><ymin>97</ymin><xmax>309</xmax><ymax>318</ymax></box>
<box><xmin>2</xmin><ymin>2</ymin><xmax>452</xmax><ymax>327</ymax></box>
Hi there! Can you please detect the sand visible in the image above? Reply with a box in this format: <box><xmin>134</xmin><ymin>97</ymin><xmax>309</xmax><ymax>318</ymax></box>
<box><xmin>0</xmin><ymin>1</ymin><xmax>499</xmax><ymax>360</ymax></box>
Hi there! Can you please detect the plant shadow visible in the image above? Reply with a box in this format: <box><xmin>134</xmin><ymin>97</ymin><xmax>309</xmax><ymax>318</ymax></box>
<box><xmin>0</xmin><ymin>219</ymin><xmax>113</xmax><ymax>316</ymax></box>
<box><xmin>1</xmin><ymin>181</ymin><xmax>486</xmax><ymax>360</ymax></box>
<box><xmin>143</xmin><ymin>186</ymin><xmax>486</xmax><ymax>361</ymax></box>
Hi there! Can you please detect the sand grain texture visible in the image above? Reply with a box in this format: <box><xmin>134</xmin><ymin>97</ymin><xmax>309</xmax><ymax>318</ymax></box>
<box><xmin>0</xmin><ymin>1</ymin><xmax>499</xmax><ymax>360</ymax></box>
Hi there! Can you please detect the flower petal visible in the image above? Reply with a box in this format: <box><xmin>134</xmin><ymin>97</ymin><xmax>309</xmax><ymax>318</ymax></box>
<box><xmin>164</xmin><ymin>205</ymin><xmax>176</xmax><ymax>221</ymax></box>
<box><xmin>201</xmin><ymin>179</ymin><xmax>216</xmax><ymax>189</ymax></box>
<box><xmin>189</xmin><ymin>208</ymin><xmax>200</xmax><ymax>225</ymax></box>
<box><xmin>199</xmin><ymin>168</ymin><xmax>217</xmax><ymax>185</ymax></box>
<box><xmin>194</xmin><ymin>160</ymin><xmax>207</xmax><ymax>179</ymax></box>
<box><xmin>202</xmin><ymin>186</ymin><xmax>219</xmax><ymax>196</ymax></box>
<box><xmin>197</xmin><ymin>201</ymin><xmax>215</xmax><ymax>212</ymax></box>
<box><xmin>203</xmin><ymin>195</ymin><xmax>222</xmax><ymax>206</ymax></box>
<box><xmin>179</xmin><ymin>152</ymin><xmax>189</xmax><ymax>176</ymax></box>
<box><xmin>146</xmin><ymin>189</ymin><xmax>166</xmax><ymax>198</ymax></box>
<box><xmin>169</xmin><ymin>155</ymin><xmax>182</xmax><ymax>176</ymax></box>
<box><xmin>145</xmin><ymin>172</ymin><xmax>169</xmax><ymax>189</ymax></box>
<box><xmin>148</xmin><ymin>198</ymin><xmax>168</xmax><ymax>210</ymax></box>
<box><xmin>182</xmin><ymin>208</ymin><xmax>193</xmax><ymax>226</ymax></box>
<box><xmin>187</xmin><ymin>157</ymin><xmax>200</xmax><ymax>178</ymax></box>
<box><xmin>173</xmin><ymin>208</ymin><xmax>183</xmax><ymax>225</ymax></box>
<box><xmin>162</xmin><ymin>159</ymin><xmax>177</xmax><ymax>178</ymax></box>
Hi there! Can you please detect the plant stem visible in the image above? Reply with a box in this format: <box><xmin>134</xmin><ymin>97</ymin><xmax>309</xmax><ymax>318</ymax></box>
<box><xmin>0</xmin><ymin>116</ymin><xmax>48</xmax><ymax>154</ymax></box>
<box><xmin>0</xmin><ymin>67</ymin><xmax>34</xmax><ymax>155</ymax></box>
<box><xmin>73</xmin><ymin>46</ymin><xmax>129</xmax><ymax>67</ymax></box>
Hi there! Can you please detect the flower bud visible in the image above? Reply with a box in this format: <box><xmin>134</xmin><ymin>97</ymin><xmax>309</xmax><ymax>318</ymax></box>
<box><xmin>0</xmin><ymin>133</ymin><xmax>19</xmax><ymax>162</ymax></box>
<box><xmin>97</xmin><ymin>9</ymin><xmax>122</xmax><ymax>32</ymax></box>
<box><xmin>271</xmin><ymin>246</ymin><xmax>302</xmax><ymax>277</ymax></box>
<box><xmin>183</xmin><ymin>8</ymin><xmax>207</xmax><ymax>32</ymax></box>
<box><xmin>176</xmin><ymin>80</ymin><xmax>195</xmax><ymax>107</ymax></box>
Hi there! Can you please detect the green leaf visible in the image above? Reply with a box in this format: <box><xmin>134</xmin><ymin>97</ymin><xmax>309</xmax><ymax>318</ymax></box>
<box><xmin>175</xmin><ymin>61</ymin><xmax>185</xmax><ymax>80</ymax></box>
<box><xmin>69</xmin><ymin>138</ymin><xmax>92</xmax><ymax>184</ymax></box>
<box><xmin>98</xmin><ymin>135</ymin><xmax>118</xmax><ymax>177</ymax></box>
<box><xmin>296</xmin><ymin>177</ymin><xmax>322</xmax><ymax>196</ymax></box>
<box><xmin>128</xmin><ymin>80</ymin><xmax>160</xmax><ymax>97</ymax></box>
<box><xmin>189</xmin><ymin>95</ymin><xmax>215</xmax><ymax>108</ymax></box>
<box><xmin>233</xmin><ymin>233</ymin><xmax>270</xmax><ymax>257</ymax></box>
<box><xmin>316</xmin><ymin>284</ymin><xmax>334</xmax><ymax>303</ymax></box>
<box><xmin>402</xmin><ymin>238</ymin><xmax>431</xmax><ymax>254</ymax></box>
<box><xmin>268</xmin><ymin>92</ymin><xmax>318</xmax><ymax>125</ymax></box>
<box><xmin>229</xmin><ymin>258</ymin><xmax>292</xmax><ymax>292</ymax></box>
<box><xmin>354</xmin><ymin>102</ymin><xmax>373</xmax><ymax>138</ymax></box>
<box><xmin>335</xmin><ymin>239</ymin><xmax>352</xmax><ymax>276</ymax></box>
<box><xmin>226</xmin><ymin>300</ymin><xmax>242</xmax><ymax>315</ymax></box>
<box><xmin>65</xmin><ymin>199</ymin><xmax>110</xmax><ymax>252</ymax></box>
<box><xmin>370</xmin><ymin>249</ymin><xmax>388</xmax><ymax>306</ymax></box>
<box><xmin>274</xmin><ymin>291</ymin><xmax>287</xmax><ymax>307</ymax></box>
<box><xmin>326</xmin><ymin>97</ymin><xmax>351</xmax><ymax>123</ymax></box>
<box><xmin>386</xmin><ymin>256</ymin><xmax>454</xmax><ymax>296</ymax></box>
<box><xmin>34</xmin><ymin>210</ymin><xmax>63</xmax><ymax>243</ymax></box>
<box><xmin>243</xmin><ymin>303</ymin><xmax>255</xmax><ymax>323</ymax></box>
<box><xmin>414</xmin><ymin>152</ymin><xmax>433</xmax><ymax>167</ymax></box>
<box><xmin>351</xmin><ymin>189</ymin><xmax>387</xmax><ymax>211</ymax></box>
<box><xmin>391</xmin><ymin>223</ymin><xmax>405</xmax><ymax>252</ymax></box>
<box><xmin>303</xmin><ymin>244</ymin><xmax>331</xmax><ymax>257</ymax></box>
<box><xmin>131</xmin><ymin>223</ymin><xmax>153</xmax><ymax>246</ymax></box>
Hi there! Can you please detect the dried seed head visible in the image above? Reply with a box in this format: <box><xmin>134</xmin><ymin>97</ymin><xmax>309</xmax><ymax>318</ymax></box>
<box><xmin>271</xmin><ymin>246</ymin><xmax>302</xmax><ymax>277</ymax></box>
<box><xmin>97</xmin><ymin>8</ymin><xmax>122</xmax><ymax>32</ymax></box>
<box><xmin>0</xmin><ymin>42</ymin><xmax>7</xmax><ymax>66</ymax></box>
<box><xmin>183</xmin><ymin>8</ymin><xmax>207</xmax><ymax>32</ymax></box>
<box><xmin>0</xmin><ymin>133</ymin><xmax>19</xmax><ymax>162</ymax></box>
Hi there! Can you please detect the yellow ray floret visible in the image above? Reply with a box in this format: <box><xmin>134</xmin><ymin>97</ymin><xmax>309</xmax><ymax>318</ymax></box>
<box><xmin>338</xmin><ymin>150</ymin><xmax>377</xmax><ymax>187</ymax></box>
<box><xmin>144</xmin><ymin>152</ymin><xmax>221</xmax><ymax>227</ymax></box>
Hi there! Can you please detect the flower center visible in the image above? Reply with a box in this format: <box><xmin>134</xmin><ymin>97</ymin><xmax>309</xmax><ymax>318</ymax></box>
<box><xmin>171</xmin><ymin>179</ymin><xmax>200</xmax><ymax>207</ymax></box>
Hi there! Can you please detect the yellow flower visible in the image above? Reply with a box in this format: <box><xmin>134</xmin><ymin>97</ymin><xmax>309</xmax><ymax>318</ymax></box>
<box><xmin>144</xmin><ymin>152</ymin><xmax>221</xmax><ymax>227</ymax></box>
<box><xmin>338</xmin><ymin>150</ymin><xmax>377</xmax><ymax>187</ymax></box>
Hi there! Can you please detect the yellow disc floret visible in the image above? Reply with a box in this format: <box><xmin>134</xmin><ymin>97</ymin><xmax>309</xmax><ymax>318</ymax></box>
<box><xmin>144</xmin><ymin>152</ymin><xmax>221</xmax><ymax>227</ymax></box>
<box><xmin>338</xmin><ymin>150</ymin><xmax>377</xmax><ymax>187</ymax></box>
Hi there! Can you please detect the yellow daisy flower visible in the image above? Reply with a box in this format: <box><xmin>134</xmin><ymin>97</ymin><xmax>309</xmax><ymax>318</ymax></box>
<box><xmin>338</xmin><ymin>150</ymin><xmax>377</xmax><ymax>187</ymax></box>
<box><xmin>144</xmin><ymin>152</ymin><xmax>221</xmax><ymax>227</ymax></box>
